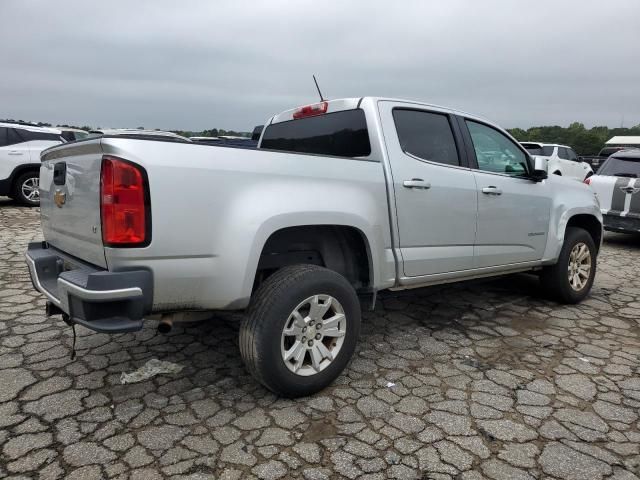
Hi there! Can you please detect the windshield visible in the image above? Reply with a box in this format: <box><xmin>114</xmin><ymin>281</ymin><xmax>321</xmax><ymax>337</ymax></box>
<box><xmin>521</xmin><ymin>144</ymin><xmax>554</xmax><ymax>156</ymax></box>
<box><xmin>598</xmin><ymin>157</ymin><xmax>640</xmax><ymax>177</ymax></box>
<box><xmin>598</xmin><ymin>147</ymin><xmax>626</xmax><ymax>157</ymax></box>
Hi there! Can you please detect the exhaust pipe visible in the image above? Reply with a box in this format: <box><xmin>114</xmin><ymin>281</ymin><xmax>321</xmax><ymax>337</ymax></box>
<box><xmin>156</xmin><ymin>312</ymin><xmax>212</xmax><ymax>334</ymax></box>
<box><xmin>157</xmin><ymin>318</ymin><xmax>173</xmax><ymax>334</ymax></box>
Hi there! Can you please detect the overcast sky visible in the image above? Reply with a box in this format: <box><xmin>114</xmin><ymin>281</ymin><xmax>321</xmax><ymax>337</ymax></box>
<box><xmin>1</xmin><ymin>0</ymin><xmax>638</xmax><ymax>131</ymax></box>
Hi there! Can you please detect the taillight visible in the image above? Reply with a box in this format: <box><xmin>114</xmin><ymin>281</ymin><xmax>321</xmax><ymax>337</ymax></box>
<box><xmin>292</xmin><ymin>101</ymin><xmax>328</xmax><ymax>119</ymax></box>
<box><xmin>583</xmin><ymin>177</ymin><xmax>592</xmax><ymax>185</ymax></box>
<box><xmin>100</xmin><ymin>156</ymin><xmax>150</xmax><ymax>247</ymax></box>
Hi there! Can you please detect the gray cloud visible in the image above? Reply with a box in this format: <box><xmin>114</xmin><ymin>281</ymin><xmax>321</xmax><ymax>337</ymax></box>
<box><xmin>1</xmin><ymin>0</ymin><xmax>638</xmax><ymax>130</ymax></box>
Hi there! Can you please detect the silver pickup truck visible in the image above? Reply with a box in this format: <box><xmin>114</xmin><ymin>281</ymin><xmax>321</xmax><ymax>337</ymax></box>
<box><xmin>26</xmin><ymin>97</ymin><xmax>602</xmax><ymax>397</ymax></box>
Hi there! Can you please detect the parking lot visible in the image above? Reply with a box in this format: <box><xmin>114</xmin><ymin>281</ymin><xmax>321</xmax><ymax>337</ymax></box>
<box><xmin>0</xmin><ymin>199</ymin><xmax>639</xmax><ymax>480</ymax></box>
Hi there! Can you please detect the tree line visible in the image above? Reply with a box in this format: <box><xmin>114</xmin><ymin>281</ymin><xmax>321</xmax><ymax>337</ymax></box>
<box><xmin>507</xmin><ymin>122</ymin><xmax>640</xmax><ymax>156</ymax></box>
<box><xmin>4</xmin><ymin>117</ymin><xmax>639</xmax><ymax>153</ymax></box>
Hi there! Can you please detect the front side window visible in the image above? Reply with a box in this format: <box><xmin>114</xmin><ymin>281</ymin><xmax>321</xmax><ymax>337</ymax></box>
<box><xmin>0</xmin><ymin>128</ymin><xmax>7</xmax><ymax>147</ymax></box>
<box><xmin>393</xmin><ymin>109</ymin><xmax>460</xmax><ymax>166</ymax></box>
<box><xmin>566</xmin><ymin>148</ymin><xmax>578</xmax><ymax>161</ymax></box>
<box><xmin>466</xmin><ymin>121</ymin><xmax>528</xmax><ymax>176</ymax></box>
<box><xmin>558</xmin><ymin>147</ymin><xmax>570</xmax><ymax>160</ymax></box>
<box><xmin>261</xmin><ymin>109</ymin><xmax>371</xmax><ymax>158</ymax></box>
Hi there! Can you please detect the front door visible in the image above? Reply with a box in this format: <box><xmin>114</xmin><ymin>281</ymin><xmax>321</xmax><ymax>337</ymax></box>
<box><xmin>460</xmin><ymin>119</ymin><xmax>552</xmax><ymax>268</ymax></box>
<box><xmin>380</xmin><ymin>102</ymin><xmax>478</xmax><ymax>277</ymax></box>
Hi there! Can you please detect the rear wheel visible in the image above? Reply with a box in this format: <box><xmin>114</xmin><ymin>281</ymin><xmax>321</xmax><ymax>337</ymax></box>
<box><xmin>540</xmin><ymin>227</ymin><xmax>596</xmax><ymax>304</ymax></box>
<box><xmin>240</xmin><ymin>264</ymin><xmax>361</xmax><ymax>397</ymax></box>
<box><xmin>13</xmin><ymin>172</ymin><xmax>40</xmax><ymax>206</ymax></box>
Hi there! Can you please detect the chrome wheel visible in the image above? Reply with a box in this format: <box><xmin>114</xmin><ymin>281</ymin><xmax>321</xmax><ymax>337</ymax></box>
<box><xmin>21</xmin><ymin>177</ymin><xmax>40</xmax><ymax>203</ymax></box>
<box><xmin>281</xmin><ymin>294</ymin><xmax>347</xmax><ymax>376</ymax></box>
<box><xmin>568</xmin><ymin>242</ymin><xmax>591</xmax><ymax>291</ymax></box>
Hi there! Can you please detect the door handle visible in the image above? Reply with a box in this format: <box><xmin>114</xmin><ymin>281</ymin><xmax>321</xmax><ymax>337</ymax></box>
<box><xmin>482</xmin><ymin>186</ymin><xmax>502</xmax><ymax>195</ymax></box>
<box><xmin>403</xmin><ymin>179</ymin><xmax>431</xmax><ymax>190</ymax></box>
<box><xmin>8</xmin><ymin>151</ymin><xmax>24</xmax><ymax>155</ymax></box>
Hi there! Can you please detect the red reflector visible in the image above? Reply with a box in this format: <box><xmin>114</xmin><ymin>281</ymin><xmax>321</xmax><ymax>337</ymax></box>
<box><xmin>100</xmin><ymin>156</ymin><xmax>149</xmax><ymax>246</ymax></box>
<box><xmin>292</xmin><ymin>101</ymin><xmax>328</xmax><ymax>119</ymax></box>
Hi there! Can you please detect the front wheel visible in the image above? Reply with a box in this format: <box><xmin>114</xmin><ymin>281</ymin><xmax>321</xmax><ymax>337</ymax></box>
<box><xmin>540</xmin><ymin>227</ymin><xmax>596</xmax><ymax>304</ymax></box>
<box><xmin>13</xmin><ymin>172</ymin><xmax>40</xmax><ymax>206</ymax></box>
<box><xmin>240</xmin><ymin>264</ymin><xmax>361</xmax><ymax>397</ymax></box>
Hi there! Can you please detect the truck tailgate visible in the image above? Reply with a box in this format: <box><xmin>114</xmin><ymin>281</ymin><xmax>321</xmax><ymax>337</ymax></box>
<box><xmin>39</xmin><ymin>139</ymin><xmax>107</xmax><ymax>268</ymax></box>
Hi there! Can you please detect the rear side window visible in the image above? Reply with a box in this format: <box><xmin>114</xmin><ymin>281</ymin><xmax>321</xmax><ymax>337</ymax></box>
<box><xmin>393</xmin><ymin>109</ymin><xmax>460</xmax><ymax>166</ymax></box>
<box><xmin>22</xmin><ymin>130</ymin><xmax>62</xmax><ymax>142</ymax></box>
<box><xmin>261</xmin><ymin>109</ymin><xmax>371</xmax><ymax>157</ymax></box>
<box><xmin>0</xmin><ymin>128</ymin><xmax>28</xmax><ymax>147</ymax></box>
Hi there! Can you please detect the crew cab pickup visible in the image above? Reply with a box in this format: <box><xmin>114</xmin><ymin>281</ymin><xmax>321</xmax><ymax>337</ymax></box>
<box><xmin>26</xmin><ymin>97</ymin><xmax>603</xmax><ymax>397</ymax></box>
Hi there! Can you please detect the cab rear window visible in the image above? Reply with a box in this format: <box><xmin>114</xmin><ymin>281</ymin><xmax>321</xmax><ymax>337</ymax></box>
<box><xmin>261</xmin><ymin>109</ymin><xmax>371</xmax><ymax>158</ymax></box>
<box><xmin>522</xmin><ymin>144</ymin><xmax>555</xmax><ymax>156</ymax></box>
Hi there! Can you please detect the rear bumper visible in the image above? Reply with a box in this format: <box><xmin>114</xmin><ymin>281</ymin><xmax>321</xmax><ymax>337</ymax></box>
<box><xmin>25</xmin><ymin>242</ymin><xmax>153</xmax><ymax>333</ymax></box>
<box><xmin>603</xmin><ymin>214</ymin><xmax>640</xmax><ymax>234</ymax></box>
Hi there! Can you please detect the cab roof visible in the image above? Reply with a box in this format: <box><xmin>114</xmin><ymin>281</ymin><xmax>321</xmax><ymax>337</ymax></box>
<box><xmin>611</xmin><ymin>149</ymin><xmax>640</xmax><ymax>160</ymax></box>
<box><xmin>269</xmin><ymin>97</ymin><xmax>491</xmax><ymax>125</ymax></box>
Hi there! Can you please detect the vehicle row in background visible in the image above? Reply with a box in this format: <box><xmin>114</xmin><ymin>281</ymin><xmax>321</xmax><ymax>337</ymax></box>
<box><xmin>0</xmin><ymin>122</ymin><xmax>65</xmax><ymax>205</ymax></box>
<box><xmin>88</xmin><ymin>129</ymin><xmax>192</xmax><ymax>142</ymax></box>
<box><xmin>580</xmin><ymin>136</ymin><xmax>640</xmax><ymax>171</ymax></box>
<box><xmin>585</xmin><ymin>149</ymin><xmax>640</xmax><ymax>234</ymax></box>
<box><xmin>521</xmin><ymin>142</ymin><xmax>593</xmax><ymax>181</ymax></box>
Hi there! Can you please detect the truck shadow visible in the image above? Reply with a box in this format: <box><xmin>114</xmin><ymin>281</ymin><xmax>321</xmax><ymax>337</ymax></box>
<box><xmin>97</xmin><ymin>271</ymin><xmax>551</xmax><ymax>404</ymax></box>
<box><xmin>603</xmin><ymin>231</ymin><xmax>640</xmax><ymax>248</ymax></box>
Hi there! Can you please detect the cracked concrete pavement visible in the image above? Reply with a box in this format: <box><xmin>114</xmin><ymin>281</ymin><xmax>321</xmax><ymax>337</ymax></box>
<box><xmin>1</xmin><ymin>199</ymin><xmax>639</xmax><ymax>479</ymax></box>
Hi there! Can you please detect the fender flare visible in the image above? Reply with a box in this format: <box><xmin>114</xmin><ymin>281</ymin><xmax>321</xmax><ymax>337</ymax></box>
<box><xmin>241</xmin><ymin>213</ymin><xmax>383</xmax><ymax>299</ymax></box>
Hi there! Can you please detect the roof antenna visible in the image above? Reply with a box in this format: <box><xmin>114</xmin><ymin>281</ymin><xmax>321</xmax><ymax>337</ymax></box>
<box><xmin>313</xmin><ymin>75</ymin><xmax>325</xmax><ymax>102</ymax></box>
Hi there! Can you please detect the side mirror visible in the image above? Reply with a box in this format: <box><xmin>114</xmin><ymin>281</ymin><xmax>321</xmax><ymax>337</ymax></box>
<box><xmin>531</xmin><ymin>156</ymin><xmax>548</xmax><ymax>181</ymax></box>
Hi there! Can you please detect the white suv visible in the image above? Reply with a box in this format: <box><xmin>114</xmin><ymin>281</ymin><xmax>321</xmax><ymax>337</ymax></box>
<box><xmin>521</xmin><ymin>142</ymin><xmax>593</xmax><ymax>181</ymax></box>
<box><xmin>0</xmin><ymin>123</ymin><xmax>64</xmax><ymax>206</ymax></box>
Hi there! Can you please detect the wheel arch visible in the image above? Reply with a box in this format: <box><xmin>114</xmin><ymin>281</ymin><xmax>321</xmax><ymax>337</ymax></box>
<box><xmin>9</xmin><ymin>163</ymin><xmax>41</xmax><ymax>189</ymax></box>
<box><xmin>566</xmin><ymin>214</ymin><xmax>602</xmax><ymax>254</ymax></box>
<box><xmin>252</xmin><ymin>224</ymin><xmax>374</xmax><ymax>294</ymax></box>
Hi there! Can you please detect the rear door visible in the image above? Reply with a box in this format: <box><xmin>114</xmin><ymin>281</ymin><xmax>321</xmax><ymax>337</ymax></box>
<box><xmin>0</xmin><ymin>128</ymin><xmax>32</xmax><ymax>181</ymax></box>
<box><xmin>40</xmin><ymin>140</ymin><xmax>107</xmax><ymax>268</ymax></box>
<box><xmin>459</xmin><ymin>118</ymin><xmax>551</xmax><ymax>268</ymax></box>
<box><xmin>380</xmin><ymin>102</ymin><xmax>477</xmax><ymax>277</ymax></box>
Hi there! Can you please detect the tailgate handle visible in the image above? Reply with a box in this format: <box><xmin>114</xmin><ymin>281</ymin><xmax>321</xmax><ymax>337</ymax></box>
<box><xmin>53</xmin><ymin>162</ymin><xmax>67</xmax><ymax>185</ymax></box>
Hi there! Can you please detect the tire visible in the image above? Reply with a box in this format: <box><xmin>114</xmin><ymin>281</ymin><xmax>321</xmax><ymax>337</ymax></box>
<box><xmin>540</xmin><ymin>227</ymin><xmax>596</xmax><ymax>304</ymax></box>
<box><xmin>240</xmin><ymin>264</ymin><xmax>361</xmax><ymax>398</ymax></box>
<box><xmin>13</xmin><ymin>172</ymin><xmax>40</xmax><ymax>206</ymax></box>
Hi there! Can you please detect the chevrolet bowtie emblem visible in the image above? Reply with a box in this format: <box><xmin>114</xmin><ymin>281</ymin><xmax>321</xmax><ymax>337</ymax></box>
<box><xmin>54</xmin><ymin>189</ymin><xmax>66</xmax><ymax>208</ymax></box>
<box><xmin>620</xmin><ymin>186</ymin><xmax>640</xmax><ymax>195</ymax></box>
